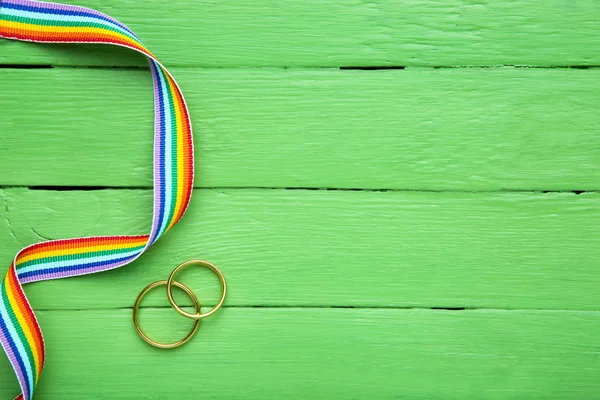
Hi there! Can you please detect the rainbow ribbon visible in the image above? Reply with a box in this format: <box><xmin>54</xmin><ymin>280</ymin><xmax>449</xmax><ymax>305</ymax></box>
<box><xmin>0</xmin><ymin>0</ymin><xmax>194</xmax><ymax>398</ymax></box>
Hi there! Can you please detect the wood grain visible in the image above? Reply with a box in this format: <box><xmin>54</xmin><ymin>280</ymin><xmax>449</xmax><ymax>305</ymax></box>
<box><xmin>1</xmin><ymin>308</ymin><xmax>599</xmax><ymax>399</ymax></box>
<box><xmin>1</xmin><ymin>1</ymin><xmax>599</xmax><ymax>397</ymax></box>
<box><xmin>1</xmin><ymin>188</ymin><xmax>598</xmax><ymax>311</ymax></box>
<box><xmin>1</xmin><ymin>67</ymin><xmax>599</xmax><ymax>190</ymax></box>
<box><xmin>1</xmin><ymin>0</ymin><xmax>599</xmax><ymax>67</ymax></box>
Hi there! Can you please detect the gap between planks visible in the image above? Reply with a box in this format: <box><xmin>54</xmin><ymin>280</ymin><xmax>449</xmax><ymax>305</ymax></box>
<box><xmin>0</xmin><ymin>186</ymin><xmax>594</xmax><ymax>195</ymax></box>
<box><xmin>3</xmin><ymin>64</ymin><xmax>600</xmax><ymax>70</ymax></box>
<box><xmin>31</xmin><ymin>305</ymin><xmax>600</xmax><ymax>313</ymax></box>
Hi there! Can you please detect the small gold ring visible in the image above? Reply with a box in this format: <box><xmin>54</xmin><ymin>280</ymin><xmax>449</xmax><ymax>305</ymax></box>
<box><xmin>166</xmin><ymin>260</ymin><xmax>227</xmax><ymax>320</ymax></box>
<box><xmin>133</xmin><ymin>280</ymin><xmax>200</xmax><ymax>348</ymax></box>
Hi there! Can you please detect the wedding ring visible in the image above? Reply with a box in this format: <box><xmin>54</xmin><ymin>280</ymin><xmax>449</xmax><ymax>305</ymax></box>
<box><xmin>133</xmin><ymin>280</ymin><xmax>200</xmax><ymax>348</ymax></box>
<box><xmin>166</xmin><ymin>260</ymin><xmax>227</xmax><ymax>320</ymax></box>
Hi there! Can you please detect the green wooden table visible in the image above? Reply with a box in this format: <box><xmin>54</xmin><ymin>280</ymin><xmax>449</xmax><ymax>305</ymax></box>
<box><xmin>1</xmin><ymin>0</ymin><xmax>599</xmax><ymax>398</ymax></box>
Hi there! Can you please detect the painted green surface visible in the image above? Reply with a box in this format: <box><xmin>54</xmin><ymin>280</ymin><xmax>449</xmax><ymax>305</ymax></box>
<box><xmin>1</xmin><ymin>308</ymin><xmax>599</xmax><ymax>399</ymax></box>
<box><xmin>1</xmin><ymin>188</ymin><xmax>599</xmax><ymax>311</ymax></box>
<box><xmin>1</xmin><ymin>0</ymin><xmax>600</xmax><ymax>398</ymax></box>
<box><xmin>1</xmin><ymin>68</ymin><xmax>599</xmax><ymax>190</ymax></box>
<box><xmin>1</xmin><ymin>0</ymin><xmax>600</xmax><ymax>67</ymax></box>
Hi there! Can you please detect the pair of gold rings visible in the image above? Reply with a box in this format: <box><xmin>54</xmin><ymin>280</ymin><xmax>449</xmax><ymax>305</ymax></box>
<box><xmin>132</xmin><ymin>260</ymin><xmax>227</xmax><ymax>349</ymax></box>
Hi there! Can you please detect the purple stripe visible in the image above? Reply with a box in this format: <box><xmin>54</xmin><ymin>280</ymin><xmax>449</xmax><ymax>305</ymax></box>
<box><xmin>4</xmin><ymin>0</ymin><xmax>134</xmax><ymax>31</ymax></box>
<box><xmin>19</xmin><ymin>254</ymin><xmax>139</xmax><ymax>284</ymax></box>
<box><xmin>150</xmin><ymin>61</ymin><xmax>163</xmax><ymax>244</ymax></box>
<box><xmin>149</xmin><ymin>59</ymin><xmax>166</xmax><ymax>245</ymax></box>
<box><xmin>3</xmin><ymin>0</ymin><xmax>137</xmax><ymax>37</ymax></box>
<box><xmin>0</xmin><ymin>325</ymin><xmax>28</xmax><ymax>400</ymax></box>
<box><xmin>0</xmin><ymin>289</ymin><xmax>30</xmax><ymax>400</ymax></box>
<box><xmin>17</xmin><ymin>252</ymin><xmax>140</xmax><ymax>280</ymax></box>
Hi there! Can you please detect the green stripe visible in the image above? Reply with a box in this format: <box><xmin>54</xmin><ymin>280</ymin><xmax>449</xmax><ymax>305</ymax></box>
<box><xmin>1</xmin><ymin>277</ymin><xmax>37</xmax><ymax>384</ymax></box>
<box><xmin>0</xmin><ymin>13</ymin><xmax>140</xmax><ymax>44</ymax></box>
<box><xmin>159</xmin><ymin>66</ymin><xmax>179</xmax><ymax>231</ymax></box>
<box><xmin>16</xmin><ymin>245</ymin><xmax>145</xmax><ymax>270</ymax></box>
<box><xmin>168</xmin><ymin>69</ymin><xmax>179</xmax><ymax>229</ymax></box>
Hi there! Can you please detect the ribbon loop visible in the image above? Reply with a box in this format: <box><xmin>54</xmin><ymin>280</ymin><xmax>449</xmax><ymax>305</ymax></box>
<box><xmin>0</xmin><ymin>1</ymin><xmax>194</xmax><ymax>398</ymax></box>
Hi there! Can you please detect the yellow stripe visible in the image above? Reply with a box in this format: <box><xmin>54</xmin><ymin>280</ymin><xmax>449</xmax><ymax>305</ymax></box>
<box><xmin>16</xmin><ymin>239</ymin><xmax>148</xmax><ymax>265</ymax></box>
<box><xmin>166</xmin><ymin>71</ymin><xmax>186</xmax><ymax>231</ymax></box>
<box><xmin>4</xmin><ymin>277</ymin><xmax>41</xmax><ymax>380</ymax></box>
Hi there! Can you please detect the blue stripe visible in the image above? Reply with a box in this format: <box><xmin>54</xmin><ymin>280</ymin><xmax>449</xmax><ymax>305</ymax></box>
<box><xmin>16</xmin><ymin>248</ymin><xmax>143</xmax><ymax>276</ymax></box>
<box><xmin>18</xmin><ymin>254</ymin><xmax>137</xmax><ymax>280</ymax></box>
<box><xmin>155</xmin><ymin>63</ymin><xmax>173</xmax><ymax>238</ymax></box>
<box><xmin>0</xmin><ymin>284</ymin><xmax>31</xmax><ymax>399</ymax></box>
<box><xmin>151</xmin><ymin>60</ymin><xmax>167</xmax><ymax>244</ymax></box>
<box><xmin>1</xmin><ymin>7</ymin><xmax>141</xmax><ymax>44</ymax></box>
<box><xmin>1</xmin><ymin>1</ymin><xmax>137</xmax><ymax>37</ymax></box>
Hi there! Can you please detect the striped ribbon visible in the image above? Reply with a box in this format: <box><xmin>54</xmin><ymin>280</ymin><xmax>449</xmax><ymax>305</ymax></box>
<box><xmin>0</xmin><ymin>0</ymin><xmax>194</xmax><ymax>398</ymax></box>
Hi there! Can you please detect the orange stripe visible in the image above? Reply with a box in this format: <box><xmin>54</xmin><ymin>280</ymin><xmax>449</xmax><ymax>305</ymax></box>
<box><xmin>165</xmin><ymin>71</ymin><xmax>186</xmax><ymax>230</ymax></box>
<box><xmin>18</xmin><ymin>235</ymin><xmax>148</xmax><ymax>259</ymax></box>
<box><xmin>0</xmin><ymin>20</ymin><xmax>153</xmax><ymax>57</ymax></box>
<box><xmin>167</xmin><ymin>72</ymin><xmax>194</xmax><ymax>226</ymax></box>
<box><xmin>17</xmin><ymin>236</ymin><xmax>148</xmax><ymax>264</ymax></box>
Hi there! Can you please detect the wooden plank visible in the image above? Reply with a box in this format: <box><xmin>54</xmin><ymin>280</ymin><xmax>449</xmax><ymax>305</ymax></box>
<box><xmin>1</xmin><ymin>188</ymin><xmax>598</xmax><ymax>311</ymax></box>
<box><xmin>1</xmin><ymin>0</ymin><xmax>600</xmax><ymax>67</ymax></box>
<box><xmin>1</xmin><ymin>68</ymin><xmax>599</xmax><ymax>191</ymax></box>
<box><xmin>1</xmin><ymin>308</ymin><xmax>599</xmax><ymax>398</ymax></box>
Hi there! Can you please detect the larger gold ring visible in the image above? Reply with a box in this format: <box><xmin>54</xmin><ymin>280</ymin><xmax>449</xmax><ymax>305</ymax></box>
<box><xmin>133</xmin><ymin>280</ymin><xmax>200</xmax><ymax>349</ymax></box>
<box><xmin>166</xmin><ymin>260</ymin><xmax>227</xmax><ymax>320</ymax></box>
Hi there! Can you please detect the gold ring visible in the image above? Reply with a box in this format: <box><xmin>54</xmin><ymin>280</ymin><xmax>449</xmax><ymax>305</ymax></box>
<box><xmin>166</xmin><ymin>260</ymin><xmax>227</xmax><ymax>320</ymax></box>
<box><xmin>133</xmin><ymin>280</ymin><xmax>200</xmax><ymax>349</ymax></box>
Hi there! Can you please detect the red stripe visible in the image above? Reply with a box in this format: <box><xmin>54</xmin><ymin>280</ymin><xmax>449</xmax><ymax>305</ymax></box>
<box><xmin>0</xmin><ymin>29</ymin><xmax>152</xmax><ymax>57</ymax></box>
<box><xmin>166</xmin><ymin>74</ymin><xmax>194</xmax><ymax>223</ymax></box>
<box><xmin>17</xmin><ymin>235</ymin><xmax>149</xmax><ymax>260</ymax></box>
